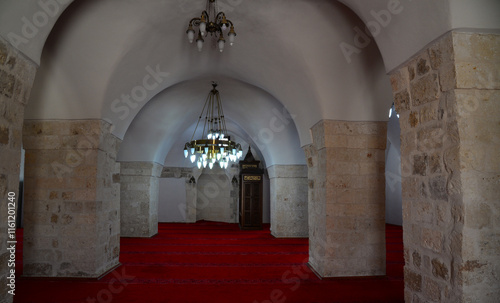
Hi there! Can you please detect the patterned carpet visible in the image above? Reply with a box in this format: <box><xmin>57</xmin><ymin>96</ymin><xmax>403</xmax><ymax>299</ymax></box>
<box><xmin>14</xmin><ymin>221</ymin><xmax>404</xmax><ymax>303</ymax></box>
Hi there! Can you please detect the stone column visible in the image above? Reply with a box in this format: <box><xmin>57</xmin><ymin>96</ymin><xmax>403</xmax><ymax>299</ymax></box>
<box><xmin>0</xmin><ymin>38</ymin><xmax>36</xmax><ymax>302</ymax></box>
<box><xmin>268</xmin><ymin>165</ymin><xmax>308</xmax><ymax>238</ymax></box>
<box><xmin>120</xmin><ymin>162</ymin><xmax>162</xmax><ymax>237</ymax></box>
<box><xmin>305</xmin><ymin>120</ymin><xmax>387</xmax><ymax>277</ymax></box>
<box><xmin>22</xmin><ymin>120</ymin><xmax>121</xmax><ymax>278</ymax></box>
<box><xmin>390</xmin><ymin>31</ymin><xmax>500</xmax><ymax>303</ymax></box>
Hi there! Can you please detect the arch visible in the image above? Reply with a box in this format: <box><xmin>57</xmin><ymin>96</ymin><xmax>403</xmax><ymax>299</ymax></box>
<box><xmin>338</xmin><ymin>0</ymin><xmax>500</xmax><ymax>72</ymax></box>
<box><xmin>22</xmin><ymin>0</ymin><xmax>395</xmax><ymax>150</ymax></box>
<box><xmin>117</xmin><ymin>77</ymin><xmax>306</xmax><ymax>168</ymax></box>
<box><xmin>0</xmin><ymin>0</ymin><xmax>75</xmax><ymax>64</ymax></box>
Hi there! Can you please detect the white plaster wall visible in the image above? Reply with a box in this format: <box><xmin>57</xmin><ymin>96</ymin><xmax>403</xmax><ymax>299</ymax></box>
<box><xmin>158</xmin><ymin>178</ymin><xmax>187</xmax><ymax>222</ymax></box>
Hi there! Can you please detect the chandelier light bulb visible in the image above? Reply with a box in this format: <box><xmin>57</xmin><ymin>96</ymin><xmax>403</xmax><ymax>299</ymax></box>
<box><xmin>209</xmin><ymin>162</ymin><xmax>214</xmax><ymax>169</ymax></box>
<box><xmin>197</xmin><ymin>39</ymin><xmax>204</xmax><ymax>51</ymax></box>
<box><xmin>228</xmin><ymin>26</ymin><xmax>236</xmax><ymax>46</ymax></box>
<box><xmin>186</xmin><ymin>26</ymin><xmax>195</xmax><ymax>43</ymax></box>
<box><xmin>197</xmin><ymin>160</ymin><xmax>202</xmax><ymax>169</ymax></box>
<box><xmin>184</xmin><ymin>148</ymin><xmax>188</xmax><ymax>158</ymax></box>
<box><xmin>203</xmin><ymin>160</ymin><xmax>207</xmax><ymax>168</ymax></box>
<box><xmin>221</xmin><ymin>15</ymin><xmax>228</xmax><ymax>30</ymax></box>
<box><xmin>199</xmin><ymin>13</ymin><xmax>207</xmax><ymax>36</ymax></box>
<box><xmin>190</xmin><ymin>155</ymin><xmax>196</xmax><ymax>163</ymax></box>
<box><xmin>190</xmin><ymin>147</ymin><xmax>195</xmax><ymax>155</ymax></box>
<box><xmin>218</xmin><ymin>38</ymin><xmax>225</xmax><ymax>52</ymax></box>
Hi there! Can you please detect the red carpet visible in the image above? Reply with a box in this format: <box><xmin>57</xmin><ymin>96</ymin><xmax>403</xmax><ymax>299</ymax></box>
<box><xmin>14</xmin><ymin>221</ymin><xmax>403</xmax><ymax>303</ymax></box>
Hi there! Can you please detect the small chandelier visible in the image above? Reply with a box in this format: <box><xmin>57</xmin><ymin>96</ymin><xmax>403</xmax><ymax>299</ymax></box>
<box><xmin>184</xmin><ymin>82</ymin><xmax>243</xmax><ymax>169</ymax></box>
<box><xmin>186</xmin><ymin>0</ymin><xmax>237</xmax><ymax>52</ymax></box>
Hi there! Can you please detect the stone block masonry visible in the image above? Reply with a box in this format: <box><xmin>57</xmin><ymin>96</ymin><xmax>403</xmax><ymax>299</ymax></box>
<box><xmin>22</xmin><ymin>119</ymin><xmax>121</xmax><ymax>278</ymax></box>
<box><xmin>304</xmin><ymin>120</ymin><xmax>387</xmax><ymax>277</ymax></box>
<box><xmin>120</xmin><ymin>162</ymin><xmax>163</xmax><ymax>237</ymax></box>
<box><xmin>390</xmin><ymin>31</ymin><xmax>500</xmax><ymax>303</ymax></box>
<box><xmin>196</xmin><ymin>166</ymin><xmax>238</xmax><ymax>223</ymax></box>
<box><xmin>0</xmin><ymin>38</ymin><xmax>37</xmax><ymax>303</ymax></box>
<box><xmin>268</xmin><ymin>165</ymin><xmax>308</xmax><ymax>238</ymax></box>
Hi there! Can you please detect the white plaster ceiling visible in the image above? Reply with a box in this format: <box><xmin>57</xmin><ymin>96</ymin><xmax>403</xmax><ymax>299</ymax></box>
<box><xmin>2</xmin><ymin>0</ymin><xmax>499</xmax><ymax>167</ymax></box>
<box><xmin>338</xmin><ymin>0</ymin><xmax>500</xmax><ymax>72</ymax></box>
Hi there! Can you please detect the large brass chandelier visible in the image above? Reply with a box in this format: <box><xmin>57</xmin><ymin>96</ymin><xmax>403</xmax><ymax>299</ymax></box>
<box><xmin>186</xmin><ymin>0</ymin><xmax>236</xmax><ymax>52</ymax></box>
<box><xmin>184</xmin><ymin>82</ymin><xmax>242</xmax><ymax>169</ymax></box>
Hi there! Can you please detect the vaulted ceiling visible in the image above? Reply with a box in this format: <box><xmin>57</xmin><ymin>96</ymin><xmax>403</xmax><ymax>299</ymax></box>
<box><xmin>1</xmin><ymin>0</ymin><xmax>499</xmax><ymax>167</ymax></box>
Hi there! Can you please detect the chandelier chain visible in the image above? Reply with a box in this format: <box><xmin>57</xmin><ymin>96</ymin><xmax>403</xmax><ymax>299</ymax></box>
<box><xmin>184</xmin><ymin>82</ymin><xmax>242</xmax><ymax>169</ymax></box>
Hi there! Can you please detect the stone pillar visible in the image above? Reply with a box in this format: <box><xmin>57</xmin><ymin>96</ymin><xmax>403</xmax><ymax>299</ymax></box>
<box><xmin>120</xmin><ymin>162</ymin><xmax>162</xmax><ymax>237</ymax></box>
<box><xmin>22</xmin><ymin>120</ymin><xmax>121</xmax><ymax>277</ymax></box>
<box><xmin>0</xmin><ymin>38</ymin><xmax>36</xmax><ymax>302</ymax></box>
<box><xmin>305</xmin><ymin>120</ymin><xmax>387</xmax><ymax>277</ymax></box>
<box><xmin>268</xmin><ymin>165</ymin><xmax>308</xmax><ymax>238</ymax></box>
<box><xmin>390</xmin><ymin>31</ymin><xmax>500</xmax><ymax>303</ymax></box>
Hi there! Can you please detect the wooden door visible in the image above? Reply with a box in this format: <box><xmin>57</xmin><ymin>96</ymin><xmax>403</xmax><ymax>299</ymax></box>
<box><xmin>239</xmin><ymin>175</ymin><xmax>263</xmax><ymax>230</ymax></box>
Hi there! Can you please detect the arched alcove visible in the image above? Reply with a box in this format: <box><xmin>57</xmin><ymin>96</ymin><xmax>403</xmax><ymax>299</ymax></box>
<box><xmin>196</xmin><ymin>167</ymin><xmax>235</xmax><ymax>223</ymax></box>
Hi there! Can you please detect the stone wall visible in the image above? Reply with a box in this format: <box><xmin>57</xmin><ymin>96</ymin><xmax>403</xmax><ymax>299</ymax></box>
<box><xmin>196</xmin><ymin>166</ymin><xmax>238</xmax><ymax>223</ymax></box>
<box><xmin>0</xmin><ymin>38</ymin><xmax>36</xmax><ymax>303</ymax></box>
<box><xmin>390</xmin><ymin>31</ymin><xmax>500</xmax><ymax>303</ymax></box>
<box><xmin>22</xmin><ymin>119</ymin><xmax>121</xmax><ymax>277</ymax></box>
<box><xmin>120</xmin><ymin>162</ymin><xmax>163</xmax><ymax>237</ymax></box>
<box><xmin>268</xmin><ymin>165</ymin><xmax>308</xmax><ymax>238</ymax></box>
<box><xmin>161</xmin><ymin>167</ymin><xmax>197</xmax><ymax>223</ymax></box>
<box><xmin>160</xmin><ymin>166</ymin><xmax>240</xmax><ymax>224</ymax></box>
<box><xmin>305</xmin><ymin>120</ymin><xmax>387</xmax><ymax>277</ymax></box>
